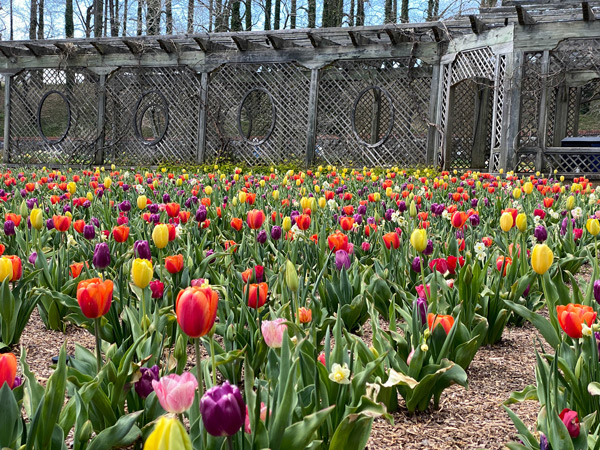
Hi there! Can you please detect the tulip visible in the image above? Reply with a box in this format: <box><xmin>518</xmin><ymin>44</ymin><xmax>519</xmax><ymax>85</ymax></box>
<box><xmin>499</xmin><ymin>212</ymin><xmax>513</xmax><ymax>232</ymax></box>
<box><xmin>328</xmin><ymin>232</ymin><xmax>349</xmax><ymax>252</ymax></box>
<box><xmin>93</xmin><ymin>243</ymin><xmax>111</xmax><ymax>269</ymax></box>
<box><xmin>135</xmin><ymin>365</ymin><xmax>159</xmax><ymax>398</ymax></box>
<box><xmin>52</xmin><ymin>215</ymin><xmax>71</xmax><ymax>232</ymax></box>
<box><xmin>28</xmin><ymin>252</ymin><xmax>37</xmax><ymax>265</ymax></box>
<box><xmin>261</xmin><ymin>318</ymin><xmax>287</xmax><ymax>348</ymax></box>
<box><xmin>152</xmin><ymin>224</ymin><xmax>169</xmax><ymax>249</ymax></box>
<box><xmin>534</xmin><ymin>225</ymin><xmax>547</xmax><ymax>242</ymax></box>
<box><xmin>176</xmin><ymin>286</ymin><xmax>219</xmax><ymax>338</ymax></box>
<box><xmin>4</xmin><ymin>220</ymin><xmax>15</xmax><ymax>236</ymax></box>
<box><xmin>296</xmin><ymin>214</ymin><xmax>311</xmax><ymax>230</ymax></box>
<box><xmin>247</xmin><ymin>210</ymin><xmax>266</xmax><ymax>229</ymax></box>
<box><xmin>340</xmin><ymin>217</ymin><xmax>354</xmax><ymax>231</ymax></box>
<box><xmin>244</xmin><ymin>283</ymin><xmax>268</xmax><ymax>308</ymax></box>
<box><xmin>83</xmin><ymin>224</ymin><xmax>96</xmax><ymax>240</ymax></box>
<box><xmin>4</xmin><ymin>255</ymin><xmax>22</xmax><ymax>282</ymax></box>
<box><xmin>285</xmin><ymin>260</ymin><xmax>299</xmax><ymax>292</ymax></box>
<box><xmin>587</xmin><ymin>218</ymin><xmax>600</xmax><ymax>236</ymax></box>
<box><xmin>410</xmin><ymin>229</ymin><xmax>427</xmax><ymax>253</ymax></box>
<box><xmin>77</xmin><ymin>278</ymin><xmax>113</xmax><ymax>319</ymax></box>
<box><xmin>137</xmin><ymin>195</ymin><xmax>148</xmax><ymax>210</ymax></box>
<box><xmin>516</xmin><ymin>213</ymin><xmax>527</xmax><ymax>232</ymax></box>
<box><xmin>0</xmin><ymin>353</ymin><xmax>17</xmax><ymax>389</ymax></box>
<box><xmin>0</xmin><ymin>257</ymin><xmax>13</xmax><ymax>283</ymax></box>
<box><xmin>132</xmin><ymin>258</ymin><xmax>153</xmax><ymax>289</ymax></box>
<box><xmin>335</xmin><ymin>250</ymin><xmax>351</xmax><ymax>270</ymax></box>
<box><xmin>413</xmin><ymin>298</ymin><xmax>427</xmax><ymax>325</ymax></box>
<box><xmin>230</xmin><ymin>218</ymin><xmax>243</xmax><ymax>231</ymax></box>
<box><xmin>150</xmin><ymin>280</ymin><xmax>165</xmax><ymax>299</ymax></box>
<box><xmin>595</xmin><ymin>280</ymin><xmax>600</xmax><ymax>305</ymax></box>
<box><xmin>559</xmin><ymin>408</ymin><xmax>580</xmax><ymax>438</ymax></box>
<box><xmin>383</xmin><ymin>232</ymin><xmax>400</xmax><ymax>250</ymax></box>
<box><xmin>70</xmin><ymin>262</ymin><xmax>84</xmax><ymax>278</ymax></box>
<box><xmin>566</xmin><ymin>195</ymin><xmax>575</xmax><ymax>210</ymax></box>
<box><xmin>113</xmin><ymin>225</ymin><xmax>130</xmax><ymax>243</ymax></box>
<box><xmin>531</xmin><ymin>244</ymin><xmax>553</xmax><ymax>275</ymax></box>
<box><xmin>282</xmin><ymin>217</ymin><xmax>292</xmax><ymax>232</ymax></box>
<box><xmin>298</xmin><ymin>307</ymin><xmax>312</xmax><ymax>324</ymax></box>
<box><xmin>271</xmin><ymin>226</ymin><xmax>282</xmax><ymax>240</ymax></box>
<box><xmin>427</xmin><ymin>313</ymin><xmax>454</xmax><ymax>334</ymax></box>
<box><xmin>450</xmin><ymin>211</ymin><xmax>468</xmax><ymax>228</ymax></box>
<box><xmin>165</xmin><ymin>254</ymin><xmax>184</xmax><ymax>274</ymax></box>
<box><xmin>30</xmin><ymin>208</ymin><xmax>43</xmax><ymax>230</ymax></box>
<box><xmin>165</xmin><ymin>203</ymin><xmax>180</xmax><ymax>218</ymax></box>
<box><xmin>200</xmin><ymin>381</ymin><xmax>246</xmax><ymax>437</ymax></box>
<box><xmin>152</xmin><ymin>372</ymin><xmax>198</xmax><ymax>414</ymax></box>
<box><xmin>556</xmin><ymin>303</ymin><xmax>597</xmax><ymax>339</ymax></box>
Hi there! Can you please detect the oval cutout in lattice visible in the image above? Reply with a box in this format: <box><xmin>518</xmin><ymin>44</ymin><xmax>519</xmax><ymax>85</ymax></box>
<box><xmin>133</xmin><ymin>90</ymin><xmax>169</xmax><ymax>146</ymax></box>
<box><xmin>351</xmin><ymin>86</ymin><xmax>394</xmax><ymax>148</ymax></box>
<box><xmin>37</xmin><ymin>90</ymin><xmax>71</xmax><ymax>145</ymax></box>
<box><xmin>237</xmin><ymin>87</ymin><xmax>277</xmax><ymax>145</ymax></box>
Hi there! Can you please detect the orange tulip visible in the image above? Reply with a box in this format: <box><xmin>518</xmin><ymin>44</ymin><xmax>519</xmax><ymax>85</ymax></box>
<box><xmin>224</xmin><ymin>240</ymin><xmax>238</xmax><ymax>252</ymax></box>
<box><xmin>0</xmin><ymin>353</ymin><xmax>17</xmax><ymax>389</ymax></box>
<box><xmin>230</xmin><ymin>218</ymin><xmax>243</xmax><ymax>231</ymax></box>
<box><xmin>451</xmin><ymin>211</ymin><xmax>468</xmax><ymax>228</ymax></box>
<box><xmin>340</xmin><ymin>217</ymin><xmax>355</xmax><ymax>231</ymax></box>
<box><xmin>496</xmin><ymin>256</ymin><xmax>512</xmax><ymax>276</ymax></box>
<box><xmin>165</xmin><ymin>203</ymin><xmax>181</xmax><ymax>218</ymax></box>
<box><xmin>53</xmin><ymin>215</ymin><xmax>72</xmax><ymax>232</ymax></box>
<box><xmin>247</xmin><ymin>210</ymin><xmax>266</xmax><ymax>229</ymax></box>
<box><xmin>296</xmin><ymin>214</ymin><xmax>311</xmax><ymax>231</ymax></box>
<box><xmin>77</xmin><ymin>278</ymin><xmax>114</xmax><ymax>319</ymax></box>
<box><xmin>4</xmin><ymin>255</ymin><xmax>22</xmax><ymax>282</ymax></box>
<box><xmin>327</xmin><ymin>232</ymin><xmax>349</xmax><ymax>252</ymax></box>
<box><xmin>427</xmin><ymin>313</ymin><xmax>455</xmax><ymax>334</ymax></box>
<box><xmin>244</xmin><ymin>282</ymin><xmax>268</xmax><ymax>308</ymax></box>
<box><xmin>70</xmin><ymin>262</ymin><xmax>85</xmax><ymax>278</ymax></box>
<box><xmin>298</xmin><ymin>307</ymin><xmax>312</xmax><ymax>324</ymax></box>
<box><xmin>543</xmin><ymin>197</ymin><xmax>554</xmax><ymax>208</ymax></box>
<box><xmin>557</xmin><ymin>304</ymin><xmax>597</xmax><ymax>339</ymax></box>
<box><xmin>112</xmin><ymin>225</ymin><xmax>130</xmax><ymax>243</ymax></box>
<box><xmin>5</xmin><ymin>213</ymin><xmax>21</xmax><ymax>227</ymax></box>
<box><xmin>382</xmin><ymin>232</ymin><xmax>400</xmax><ymax>250</ymax></box>
<box><xmin>176</xmin><ymin>286</ymin><xmax>219</xmax><ymax>338</ymax></box>
<box><xmin>73</xmin><ymin>220</ymin><xmax>85</xmax><ymax>234</ymax></box>
<box><xmin>165</xmin><ymin>254</ymin><xmax>184</xmax><ymax>274</ymax></box>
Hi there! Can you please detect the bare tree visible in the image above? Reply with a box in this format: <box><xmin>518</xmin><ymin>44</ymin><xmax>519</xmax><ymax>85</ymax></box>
<box><xmin>401</xmin><ymin>0</ymin><xmax>409</xmax><ymax>22</ymax></box>
<box><xmin>166</xmin><ymin>0</ymin><xmax>173</xmax><ymax>33</ymax></box>
<box><xmin>290</xmin><ymin>0</ymin><xmax>296</xmax><ymax>28</ymax></box>
<box><xmin>187</xmin><ymin>0</ymin><xmax>194</xmax><ymax>32</ymax></box>
<box><xmin>264</xmin><ymin>0</ymin><xmax>271</xmax><ymax>29</ymax></box>
<box><xmin>146</xmin><ymin>0</ymin><xmax>160</xmax><ymax>34</ymax></box>
<box><xmin>231</xmin><ymin>0</ymin><xmax>242</xmax><ymax>30</ymax></box>
<box><xmin>308</xmin><ymin>0</ymin><xmax>315</xmax><ymax>27</ymax></box>
<box><xmin>66</xmin><ymin>0</ymin><xmax>74</xmax><ymax>37</ymax></box>
<box><xmin>122</xmin><ymin>0</ymin><xmax>127</xmax><ymax>34</ymax></box>
<box><xmin>274</xmin><ymin>0</ymin><xmax>280</xmax><ymax>29</ymax></box>
<box><xmin>137</xmin><ymin>0</ymin><xmax>143</xmax><ymax>35</ymax></box>
<box><xmin>37</xmin><ymin>0</ymin><xmax>44</xmax><ymax>39</ymax></box>
<box><xmin>245</xmin><ymin>0</ymin><xmax>251</xmax><ymax>30</ymax></box>
<box><xmin>93</xmin><ymin>0</ymin><xmax>103</xmax><ymax>36</ymax></box>
<box><xmin>29</xmin><ymin>0</ymin><xmax>37</xmax><ymax>39</ymax></box>
<box><xmin>356</xmin><ymin>0</ymin><xmax>364</xmax><ymax>26</ymax></box>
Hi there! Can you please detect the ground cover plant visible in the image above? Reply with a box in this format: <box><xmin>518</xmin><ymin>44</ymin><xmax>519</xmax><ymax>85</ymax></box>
<box><xmin>0</xmin><ymin>164</ymin><xmax>597</xmax><ymax>449</ymax></box>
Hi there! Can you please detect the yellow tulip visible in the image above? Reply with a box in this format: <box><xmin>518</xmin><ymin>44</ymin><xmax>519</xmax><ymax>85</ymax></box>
<box><xmin>513</xmin><ymin>188</ymin><xmax>521</xmax><ymax>199</ymax></box>
<box><xmin>131</xmin><ymin>258</ymin><xmax>153</xmax><ymax>289</ymax></box>
<box><xmin>318</xmin><ymin>197</ymin><xmax>326</xmax><ymax>208</ymax></box>
<box><xmin>176</xmin><ymin>179</ymin><xmax>183</xmax><ymax>187</ymax></box>
<box><xmin>30</xmin><ymin>208</ymin><xmax>43</xmax><ymax>230</ymax></box>
<box><xmin>103</xmin><ymin>177</ymin><xmax>112</xmax><ymax>189</ymax></box>
<box><xmin>272</xmin><ymin>190</ymin><xmax>279</xmax><ymax>201</ymax></box>
<box><xmin>409</xmin><ymin>200</ymin><xmax>417</xmax><ymax>218</ymax></box>
<box><xmin>239</xmin><ymin>191</ymin><xmax>247</xmax><ymax>204</ymax></box>
<box><xmin>300</xmin><ymin>197</ymin><xmax>310</xmax><ymax>210</ymax></box>
<box><xmin>410</xmin><ymin>229</ymin><xmax>427</xmax><ymax>253</ymax></box>
<box><xmin>373</xmin><ymin>192</ymin><xmax>380</xmax><ymax>202</ymax></box>
<box><xmin>152</xmin><ymin>224</ymin><xmax>169</xmax><ymax>249</ymax></box>
<box><xmin>560</xmin><ymin>176</ymin><xmax>565</xmax><ymax>182</ymax></box>
<box><xmin>67</xmin><ymin>182</ymin><xmax>76</xmax><ymax>194</ymax></box>
<box><xmin>566</xmin><ymin>195</ymin><xmax>575</xmax><ymax>210</ymax></box>
<box><xmin>587</xmin><ymin>218</ymin><xmax>600</xmax><ymax>236</ymax></box>
<box><xmin>315</xmin><ymin>185</ymin><xmax>320</xmax><ymax>193</ymax></box>
<box><xmin>86</xmin><ymin>192</ymin><xmax>94</xmax><ymax>202</ymax></box>
<box><xmin>500</xmin><ymin>212</ymin><xmax>513</xmax><ymax>232</ymax></box>
<box><xmin>523</xmin><ymin>182</ymin><xmax>533</xmax><ymax>195</ymax></box>
<box><xmin>282</xmin><ymin>217</ymin><xmax>292</xmax><ymax>232</ymax></box>
<box><xmin>259</xmin><ymin>180</ymin><xmax>265</xmax><ymax>188</ymax></box>
<box><xmin>205</xmin><ymin>186</ymin><xmax>213</xmax><ymax>195</ymax></box>
<box><xmin>516</xmin><ymin>213</ymin><xmax>527</xmax><ymax>232</ymax></box>
<box><xmin>137</xmin><ymin>195</ymin><xmax>148</xmax><ymax>210</ymax></box>
<box><xmin>386</xmin><ymin>187</ymin><xmax>393</xmax><ymax>197</ymax></box>
<box><xmin>0</xmin><ymin>257</ymin><xmax>13</xmax><ymax>282</ymax></box>
<box><xmin>296</xmin><ymin>179</ymin><xmax>301</xmax><ymax>186</ymax></box>
<box><xmin>531</xmin><ymin>244</ymin><xmax>553</xmax><ymax>275</ymax></box>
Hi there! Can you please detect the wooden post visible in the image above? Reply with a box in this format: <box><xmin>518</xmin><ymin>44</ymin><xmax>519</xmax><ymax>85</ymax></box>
<box><xmin>553</xmin><ymin>85</ymin><xmax>569</xmax><ymax>146</ymax></box>
<box><xmin>500</xmin><ymin>50</ymin><xmax>524</xmax><ymax>172</ymax></box>
<box><xmin>2</xmin><ymin>74</ymin><xmax>10</xmax><ymax>164</ymax></box>
<box><xmin>573</xmin><ymin>86</ymin><xmax>582</xmax><ymax>137</ymax></box>
<box><xmin>196</xmin><ymin>71</ymin><xmax>209</xmax><ymax>164</ymax></box>
<box><xmin>95</xmin><ymin>73</ymin><xmax>107</xmax><ymax>165</ymax></box>
<box><xmin>536</xmin><ymin>50</ymin><xmax>550</xmax><ymax>172</ymax></box>
<box><xmin>305</xmin><ymin>67</ymin><xmax>320</xmax><ymax>168</ymax></box>
<box><xmin>370</xmin><ymin>87</ymin><xmax>381</xmax><ymax>145</ymax></box>
<box><xmin>426</xmin><ymin>63</ymin><xmax>441</xmax><ymax>166</ymax></box>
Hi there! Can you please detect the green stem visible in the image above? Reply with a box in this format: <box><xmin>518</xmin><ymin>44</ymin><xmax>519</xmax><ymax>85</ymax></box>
<box><xmin>210</xmin><ymin>331</ymin><xmax>217</xmax><ymax>386</ymax></box>
<box><xmin>94</xmin><ymin>318</ymin><xmax>102</xmax><ymax>374</ymax></box>
<box><xmin>227</xmin><ymin>435</ymin><xmax>234</xmax><ymax>450</ymax></box>
<box><xmin>418</xmin><ymin>253</ymin><xmax>432</xmax><ymax>313</ymax></box>
<box><xmin>195</xmin><ymin>338</ymin><xmax>204</xmax><ymax>397</ymax></box>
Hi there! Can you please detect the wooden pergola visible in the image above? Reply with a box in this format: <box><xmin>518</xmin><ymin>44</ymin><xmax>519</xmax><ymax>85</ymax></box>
<box><xmin>1</xmin><ymin>0</ymin><xmax>600</xmax><ymax>176</ymax></box>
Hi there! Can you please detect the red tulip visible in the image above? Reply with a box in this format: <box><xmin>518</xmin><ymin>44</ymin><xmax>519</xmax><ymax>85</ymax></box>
<box><xmin>382</xmin><ymin>232</ymin><xmax>400</xmax><ymax>250</ymax></box>
<box><xmin>4</xmin><ymin>255</ymin><xmax>22</xmax><ymax>282</ymax></box>
<box><xmin>5</xmin><ymin>213</ymin><xmax>21</xmax><ymax>227</ymax></box>
<box><xmin>327</xmin><ymin>232</ymin><xmax>349</xmax><ymax>252</ymax></box>
<box><xmin>77</xmin><ymin>278</ymin><xmax>114</xmax><ymax>319</ymax></box>
<box><xmin>176</xmin><ymin>286</ymin><xmax>219</xmax><ymax>338</ymax></box>
<box><xmin>166</xmin><ymin>203</ymin><xmax>181</xmax><ymax>218</ymax></box>
<box><xmin>296</xmin><ymin>214</ymin><xmax>311</xmax><ymax>231</ymax></box>
<box><xmin>246</xmin><ymin>210</ymin><xmax>266</xmax><ymax>230</ymax></box>
<box><xmin>53</xmin><ymin>215</ymin><xmax>72</xmax><ymax>232</ymax></box>
<box><xmin>559</xmin><ymin>408</ymin><xmax>580</xmax><ymax>438</ymax></box>
<box><xmin>427</xmin><ymin>313</ymin><xmax>455</xmax><ymax>334</ymax></box>
<box><xmin>340</xmin><ymin>217</ymin><xmax>354</xmax><ymax>231</ymax></box>
<box><xmin>450</xmin><ymin>211</ymin><xmax>468</xmax><ymax>228</ymax></box>
<box><xmin>557</xmin><ymin>303</ymin><xmax>597</xmax><ymax>339</ymax></box>
<box><xmin>165</xmin><ymin>254</ymin><xmax>184</xmax><ymax>274</ymax></box>
<box><xmin>70</xmin><ymin>262</ymin><xmax>85</xmax><ymax>278</ymax></box>
<box><xmin>0</xmin><ymin>353</ymin><xmax>17</xmax><ymax>389</ymax></box>
<box><xmin>73</xmin><ymin>220</ymin><xmax>85</xmax><ymax>234</ymax></box>
<box><xmin>244</xmin><ymin>283</ymin><xmax>268</xmax><ymax>308</ymax></box>
<box><xmin>112</xmin><ymin>225</ymin><xmax>130</xmax><ymax>243</ymax></box>
<box><xmin>230</xmin><ymin>218</ymin><xmax>243</xmax><ymax>231</ymax></box>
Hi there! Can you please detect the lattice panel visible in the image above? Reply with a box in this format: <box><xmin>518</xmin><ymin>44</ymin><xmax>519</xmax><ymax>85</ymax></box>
<box><xmin>0</xmin><ymin>75</ymin><xmax>4</xmax><ymax>156</ymax></box>
<box><xmin>9</xmin><ymin>69</ymin><xmax>100</xmax><ymax>165</ymax></box>
<box><xmin>519</xmin><ymin>52</ymin><xmax>543</xmax><ymax>148</ymax></box>
<box><xmin>205</xmin><ymin>63</ymin><xmax>310</xmax><ymax>165</ymax></box>
<box><xmin>516</xmin><ymin>152</ymin><xmax>536</xmax><ymax>173</ymax></box>
<box><xmin>438</xmin><ymin>63</ymin><xmax>451</xmax><ymax>167</ymax></box>
<box><xmin>103</xmin><ymin>67</ymin><xmax>200</xmax><ymax>165</ymax></box>
<box><xmin>451</xmin><ymin>47</ymin><xmax>496</xmax><ymax>86</ymax></box>
<box><xmin>492</xmin><ymin>55</ymin><xmax>506</xmax><ymax>149</ymax></box>
<box><xmin>545</xmin><ymin>153</ymin><xmax>600</xmax><ymax>173</ymax></box>
<box><xmin>489</xmin><ymin>151</ymin><xmax>501</xmax><ymax>172</ymax></box>
<box><xmin>546</xmin><ymin>86</ymin><xmax>558</xmax><ymax>144</ymax></box>
<box><xmin>316</xmin><ymin>59</ymin><xmax>432</xmax><ymax>167</ymax></box>
<box><xmin>553</xmin><ymin>38</ymin><xmax>600</xmax><ymax>73</ymax></box>
<box><xmin>566</xmin><ymin>87</ymin><xmax>579</xmax><ymax>137</ymax></box>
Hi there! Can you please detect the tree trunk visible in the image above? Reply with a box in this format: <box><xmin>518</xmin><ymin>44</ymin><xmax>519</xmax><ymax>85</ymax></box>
<box><xmin>94</xmin><ymin>0</ymin><xmax>103</xmax><ymax>37</ymax></box>
<box><xmin>356</xmin><ymin>0</ymin><xmax>364</xmax><ymax>26</ymax></box>
<box><xmin>65</xmin><ymin>0</ymin><xmax>74</xmax><ymax>37</ymax></box>
<box><xmin>109</xmin><ymin>0</ymin><xmax>117</xmax><ymax>36</ymax></box>
<box><xmin>208</xmin><ymin>0</ymin><xmax>214</xmax><ymax>31</ymax></box>
<box><xmin>9</xmin><ymin>0</ymin><xmax>14</xmax><ymax>40</ymax></box>
<box><xmin>122</xmin><ymin>0</ymin><xmax>128</xmax><ymax>35</ymax></box>
<box><xmin>273</xmin><ymin>0</ymin><xmax>280</xmax><ymax>29</ymax></box>
<box><xmin>37</xmin><ymin>0</ymin><xmax>44</xmax><ymax>39</ymax></box>
<box><xmin>264</xmin><ymin>0</ymin><xmax>271</xmax><ymax>30</ymax></box>
<box><xmin>308</xmin><ymin>0</ymin><xmax>315</xmax><ymax>27</ymax></box>
<box><xmin>29</xmin><ymin>0</ymin><xmax>37</xmax><ymax>40</ymax></box>
<box><xmin>187</xmin><ymin>0</ymin><xmax>194</xmax><ymax>32</ymax></box>
<box><xmin>392</xmin><ymin>0</ymin><xmax>397</xmax><ymax>22</ymax></box>
<box><xmin>104</xmin><ymin>0</ymin><xmax>108</xmax><ymax>35</ymax></box>
<box><xmin>348</xmin><ymin>0</ymin><xmax>354</xmax><ymax>26</ymax></box>
<box><xmin>384</xmin><ymin>0</ymin><xmax>393</xmax><ymax>23</ymax></box>
<box><xmin>166</xmin><ymin>0</ymin><xmax>173</xmax><ymax>33</ymax></box>
<box><xmin>231</xmin><ymin>0</ymin><xmax>242</xmax><ymax>30</ymax></box>
<box><xmin>290</xmin><ymin>0</ymin><xmax>296</xmax><ymax>28</ymax></box>
<box><xmin>137</xmin><ymin>0</ymin><xmax>143</xmax><ymax>35</ymax></box>
<box><xmin>146</xmin><ymin>0</ymin><xmax>160</xmax><ymax>35</ymax></box>
<box><xmin>401</xmin><ymin>0</ymin><xmax>409</xmax><ymax>23</ymax></box>
<box><xmin>214</xmin><ymin>0</ymin><xmax>223</xmax><ymax>31</ymax></box>
<box><xmin>245</xmin><ymin>0</ymin><xmax>251</xmax><ymax>30</ymax></box>
<box><xmin>85</xmin><ymin>5</ymin><xmax>93</xmax><ymax>37</ymax></box>
<box><xmin>322</xmin><ymin>0</ymin><xmax>329</xmax><ymax>27</ymax></box>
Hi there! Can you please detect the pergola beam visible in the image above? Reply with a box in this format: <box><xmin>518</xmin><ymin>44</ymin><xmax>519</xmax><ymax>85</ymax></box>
<box><xmin>23</xmin><ymin>43</ymin><xmax>55</xmax><ymax>56</ymax></box>
<box><xmin>266</xmin><ymin>34</ymin><xmax>297</xmax><ymax>49</ymax></box>
<box><xmin>90</xmin><ymin>42</ymin><xmax>128</xmax><ymax>56</ymax></box>
<box><xmin>157</xmin><ymin>38</ymin><xmax>178</xmax><ymax>54</ymax></box>
<box><xmin>469</xmin><ymin>15</ymin><xmax>487</xmax><ymax>34</ymax></box>
<box><xmin>582</xmin><ymin>2</ymin><xmax>596</xmax><ymax>21</ymax></box>
<box><xmin>516</xmin><ymin>5</ymin><xmax>536</xmax><ymax>25</ymax></box>
<box><xmin>123</xmin><ymin>39</ymin><xmax>145</xmax><ymax>55</ymax></box>
<box><xmin>348</xmin><ymin>30</ymin><xmax>378</xmax><ymax>46</ymax></box>
<box><xmin>308</xmin><ymin>32</ymin><xmax>340</xmax><ymax>48</ymax></box>
<box><xmin>231</xmin><ymin>36</ymin><xmax>269</xmax><ymax>51</ymax></box>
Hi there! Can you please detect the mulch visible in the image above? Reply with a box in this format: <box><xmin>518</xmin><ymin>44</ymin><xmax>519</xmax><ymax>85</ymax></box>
<box><xmin>16</xmin><ymin>310</ymin><xmax>539</xmax><ymax>450</ymax></box>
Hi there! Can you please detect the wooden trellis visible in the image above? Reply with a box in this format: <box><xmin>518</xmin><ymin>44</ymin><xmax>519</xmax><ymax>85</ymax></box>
<box><xmin>1</xmin><ymin>0</ymin><xmax>600</xmax><ymax>176</ymax></box>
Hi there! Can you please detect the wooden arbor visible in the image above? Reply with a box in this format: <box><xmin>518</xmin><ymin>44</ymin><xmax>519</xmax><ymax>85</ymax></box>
<box><xmin>1</xmin><ymin>0</ymin><xmax>600</xmax><ymax>176</ymax></box>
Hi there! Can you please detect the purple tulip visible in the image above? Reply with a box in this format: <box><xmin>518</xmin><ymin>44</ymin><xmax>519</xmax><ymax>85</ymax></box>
<box><xmin>271</xmin><ymin>226</ymin><xmax>282</xmax><ymax>240</ymax></box>
<box><xmin>595</xmin><ymin>332</ymin><xmax>600</xmax><ymax>361</ymax></box>
<box><xmin>29</xmin><ymin>252</ymin><xmax>38</xmax><ymax>265</ymax></box>
<box><xmin>353</xmin><ymin>213</ymin><xmax>363</xmax><ymax>225</ymax></box>
<box><xmin>46</xmin><ymin>218</ymin><xmax>55</xmax><ymax>230</ymax></box>
<box><xmin>150</xmin><ymin>213</ymin><xmax>160</xmax><ymax>224</ymax></box>
<box><xmin>335</xmin><ymin>250</ymin><xmax>351</xmax><ymax>271</ymax></box>
<box><xmin>119</xmin><ymin>200</ymin><xmax>131</xmax><ymax>212</ymax></box>
<box><xmin>148</xmin><ymin>203</ymin><xmax>159</xmax><ymax>214</ymax></box>
<box><xmin>200</xmin><ymin>381</ymin><xmax>246</xmax><ymax>437</ymax></box>
<box><xmin>62</xmin><ymin>204</ymin><xmax>71</xmax><ymax>213</ymax></box>
<box><xmin>534</xmin><ymin>225</ymin><xmax>548</xmax><ymax>242</ymax></box>
<box><xmin>423</xmin><ymin>239</ymin><xmax>434</xmax><ymax>256</ymax></box>
<box><xmin>594</xmin><ymin>280</ymin><xmax>600</xmax><ymax>305</ymax></box>
<box><xmin>413</xmin><ymin>297</ymin><xmax>427</xmax><ymax>326</ymax></box>
<box><xmin>83</xmin><ymin>224</ymin><xmax>96</xmax><ymax>240</ymax></box>
<box><xmin>4</xmin><ymin>220</ymin><xmax>15</xmax><ymax>236</ymax></box>
<box><xmin>90</xmin><ymin>217</ymin><xmax>100</xmax><ymax>228</ymax></box>
<box><xmin>471</xmin><ymin>198</ymin><xmax>478</xmax><ymax>208</ymax></box>
<box><xmin>540</xmin><ymin>434</ymin><xmax>549</xmax><ymax>450</ymax></box>
<box><xmin>257</xmin><ymin>230</ymin><xmax>267</xmax><ymax>244</ymax></box>
<box><xmin>412</xmin><ymin>256</ymin><xmax>421</xmax><ymax>273</ymax></box>
<box><xmin>385</xmin><ymin>209</ymin><xmax>394</xmax><ymax>221</ymax></box>
<box><xmin>162</xmin><ymin>193</ymin><xmax>170</xmax><ymax>203</ymax></box>
<box><xmin>469</xmin><ymin>214</ymin><xmax>480</xmax><ymax>227</ymax></box>
<box><xmin>135</xmin><ymin>365</ymin><xmax>160</xmax><ymax>398</ymax></box>
<box><xmin>26</xmin><ymin>198</ymin><xmax>38</xmax><ymax>209</ymax></box>
<box><xmin>398</xmin><ymin>201</ymin><xmax>407</xmax><ymax>213</ymax></box>
<box><xmin>195</xmin><ymin>206</ymin><xmax>207</xmax><ymax>223</ymax></box>
<box><xmin>134</xmin><ymin>240</ymin><xmax>152</xmax><ymax>260</ymax></box>
<box><xmin>93</xmin><ymin>243</ymin><xmax>111</xmax><ymax>269</ymax></box>
<box><xmin>357</xmin><ymin>204</ymin><xmax>367</xmax><ymax>216</ymax></box>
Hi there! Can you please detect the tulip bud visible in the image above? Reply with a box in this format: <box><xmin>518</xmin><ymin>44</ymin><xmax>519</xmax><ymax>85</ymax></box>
<box><xmin>282</xmin><ymin>217</ymin><xmax>292</xmax><ymax>232</ymax></box>
<box><xmin>272</xmin><ymin>190</ymin><xmax>279</xmax><ymax>200</ymax></box>
<box><xmin>516</xmin><ymin>213</ymin><xmax>527</xmax><ymax>232</ymax></box>
<box><xmin>410</xmin><ymin>229</ymin><xmax>427</xmax><ymax>253</ymax></box>
<box><xmin>103</xmin><ymin>177</ymin><xmax>112</xmax><ymax>189</ymax></box>
<box><xmin>500</xmin><ymin>212</ymin><xmax>513</xmax><ymax>232</ymax></box>
<box><xmin>200</xmin><ymin>381</ymin><xmax>246</xmax><ymax>437</ymax></box>
<box><xmin>587</xmin><ymin>218</ymin><xmax>600</xmax><ymax>236</ymax></box>
<box><xmin>566</xmin><ymin>195</ymin><xmax>575</xmax><ymax>210</ymax></box>
<box><xmin>285</xmin><ymin>260</ymin><xmax>299</xmax><ymax>293</ymax></box>
<box><xmin>594</xmin><ymin>280</ymin><xmax>600</xmax><ymax>305</ymax></box>
<box><xmin>409</xmin><ymin>200</ymin><xmax>417</xmax><ymax>218</ymax></box>
<box><xmin>30</xmin><ymin>208</ymin><xmax>43</xmax><ymax>230</ymax></box>
<box><xmin>19</xmin><ymin>200</ymin><xmax>28</xmax><ymax>218</ymax></box>
<box><xmin>531</xmin><ymin>244</ymin><xmax>553</xmax><ymax>275</ymax></box>
<box><xmin>144</xmin><ymin>416</ymin><xmax>192</xmax><ymax>450</ymax></box>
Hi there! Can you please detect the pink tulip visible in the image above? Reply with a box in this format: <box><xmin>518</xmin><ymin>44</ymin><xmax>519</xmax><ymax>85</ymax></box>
<box><xmin>261</xmin><ymin>318</ymin><xmax>287</xmax><ymax>348</ymax></box>
<box><xmin>152</xmin><ymin>372</ymin><xmax>198</xmax><ymax>414</ymax></box>
<box><xmin>416</xmin><ymin>284</ymin><xmax>430</xmax><ymax>299</ymax></box>
<box><xmin>244</xmin><ymin>402</ymin><xmax>269</xmax><ymax>433</ymax></box>
<box><xmin>361</xmin><ymin>242</ymin><xmax>371</xmax><ymax>252</ymax></box>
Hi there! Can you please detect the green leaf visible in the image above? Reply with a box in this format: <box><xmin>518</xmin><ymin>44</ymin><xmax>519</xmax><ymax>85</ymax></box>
<box><xmin>280</xmin><ymin>406</ymin><xmax>334</xmax><ymax>449</ymax></box>
<box><xmin>87</xmin><ymin>411</ymin><xmax>142</xmax><ymax>450</ymax></box>
<box><xmin>503</xmin><ymin>385</ymin><xmax>539</xmax><ymax>405</ymax></box>
<box><xmin>504</xmin><ymin>300</ymin><xmax>560</xmax><ymax>348</ymax></box>
<box><xmin>0</xmin><ymin>383</ymin><xmax>22</xmax><ymax>448</ymax></box>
